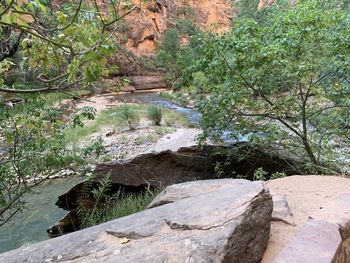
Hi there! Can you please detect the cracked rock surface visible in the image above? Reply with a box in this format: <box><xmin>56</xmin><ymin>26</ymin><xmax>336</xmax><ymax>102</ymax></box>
<box><xmin>0</xmin><ymin>179</ymin><xmax>272</xmax><ymax>263</ymax></box>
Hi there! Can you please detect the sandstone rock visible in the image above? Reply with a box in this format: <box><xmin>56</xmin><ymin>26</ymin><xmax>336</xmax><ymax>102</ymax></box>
<box><xmin>148</xmin><ymin>179</ymin><xmax>247</xmax><ymax>208</ymax></box>
<box><xmin>131</xmin><ymin>75</ymin><xmax>167</xmax><ymax>90</ymax></box>
<box><xmin>263</xmin><ymin>177</ymin><xmax>350</xmax><ymax>263</ymax></box>
<box><xmin>120</xmin><ymin>85</ymin><xmax>136</xmax><ymax>92</ymax></box>
<box><xmin>121</xmin><ymin>0</ymin><xmax>233</xmax><ymax>56</ymax></box>
<box><xmin>271</xmin><ymin>194</ymin><xmax>295</xmax><ymax>226</ymax></box>
<box><xmin>312</xmin><ymin>193</ymin><xmax>350</xmax><ymax>263</ymax></box>
<box><xmin>0</xmin><ymin>179</ymin><xmax>273</xmax><ymax>263</ymax></box>
<box><xmin>149</xmin><ymin>183</ymin><xmax>297</xmax><ymax>225</ymax></box>
<box><xmin>273</xmin><ymin>219</ymin><xmax>342</xmax><ymax>263</ymax></box>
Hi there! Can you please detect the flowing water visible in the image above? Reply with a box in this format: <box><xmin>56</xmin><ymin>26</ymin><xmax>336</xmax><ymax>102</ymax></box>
<box><xmin>0</xmin><ymin>93</ymin><xmax>202</xmax><ymax>253</ymax></box>
<box><xmin>0</xmin><ymin>176</ymin><xmax>84</xmax><ymax>253</ymax></box>
<box><xmin>115</xmin><ymin>93</ymin><xmax>202</xmax><ymax>125</ymax></box>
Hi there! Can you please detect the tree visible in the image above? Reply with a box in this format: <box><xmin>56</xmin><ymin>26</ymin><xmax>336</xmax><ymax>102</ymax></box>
<box><xmin>0</xmin><ymin>0</ymin><xmax>138</xmax><ymax>94</ymax></box>
<box><xmin>236</xmin><ymin>0</ymin><xmax>289</xmax><ymax>24</ymax></box>
<box><xmin>0</xmin><ymin>0</ymin><xmax>136</xmax><ymax>225</ymax></box>
<box><xmin>157</xmin><ymin>21</ymin><xmax>202</xmax><ymax>89</ymax></box>
<box><xmin>190</xmin><ymin>0</ymin><xmax>350</xmax><ymax>172</ymax></box>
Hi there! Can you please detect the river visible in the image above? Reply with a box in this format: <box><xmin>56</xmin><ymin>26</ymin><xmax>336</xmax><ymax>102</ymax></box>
<box><xmin>0</xmin><ymin>93</ymin><xmax>202</xmax><ymax>253</ymax></box>
<box><xmin>0</xmin><ymin>176</ymin><xmax>85</xmax><ymax>253</ymax></box>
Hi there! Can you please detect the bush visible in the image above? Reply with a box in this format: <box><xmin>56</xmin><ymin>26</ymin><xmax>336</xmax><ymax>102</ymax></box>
<box><xmin>80</xmin><ymin>188</ymin><xmax>160</xmax><ymax>229</ymax></box>
<box><xmin>119</xmin><ymin>104</ymin><xmax>140</xmax><ymax>130</ymax></box>
<box><xmin>192</xmin><ymin>71</ymin><xmax>209</xmax><ymax>94</ymax></box>
<box><xmin>147</xmin><ymin>105</ymin><xmax>163</xmax><ymax>126</ymax></box>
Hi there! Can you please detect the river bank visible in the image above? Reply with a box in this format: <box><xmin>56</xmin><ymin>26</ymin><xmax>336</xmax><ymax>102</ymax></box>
<box><xmin>0</xmin><ymin>92</ymin><xmax>203</xmax><ymax>253</ymax></box>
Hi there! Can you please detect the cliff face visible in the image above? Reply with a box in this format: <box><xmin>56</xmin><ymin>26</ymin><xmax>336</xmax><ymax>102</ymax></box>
<box><xmin>119</xmin><ymin>0</ymin><xmax>234</xmax><ymax>57</ymax></box>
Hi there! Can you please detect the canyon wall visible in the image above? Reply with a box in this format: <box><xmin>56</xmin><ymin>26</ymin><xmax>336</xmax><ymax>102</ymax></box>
<box><xmin>119</xmin><ymin>0</ymin><xmax>234</xmax><ymax>57</ymax></box>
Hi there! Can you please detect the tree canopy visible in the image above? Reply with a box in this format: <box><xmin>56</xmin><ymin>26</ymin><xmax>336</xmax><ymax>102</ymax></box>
<box><xmin>189</xmin><ymin>0</ymin><xmax>350</xmax><ymax>171</ymax></box>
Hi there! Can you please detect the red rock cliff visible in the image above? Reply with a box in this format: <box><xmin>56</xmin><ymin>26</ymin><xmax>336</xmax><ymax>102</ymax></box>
<box><xmin>117</xmin><ymin>0</ymin><xmax>234</xmax><ymax>57</ymax></box>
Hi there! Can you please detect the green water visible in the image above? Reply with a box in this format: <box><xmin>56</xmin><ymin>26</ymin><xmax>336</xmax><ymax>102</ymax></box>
<box><xmin>0</xmin><ymin>176</ymin><xmax>84</xmax><ymax>253</ymax></box>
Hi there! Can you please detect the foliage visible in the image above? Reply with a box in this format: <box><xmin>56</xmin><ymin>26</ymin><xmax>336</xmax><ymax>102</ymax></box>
<box><xmin>83</xmin><ymin>137</ymin><xmax>106</xmax><ymax>158</ymax></box>
<box><xmin>80</xmin><ymin>182</ymin><xmax>160</xmax><ymax>229</ymax></box>
<box><xmin>0</xmin><ymin>0</ymin><xmax>129</xmax><ymax>94</ymax></box>
<box><xmin>0</xmin><ymin>0</ymin><xmax>136</xmax><ymax>225</ymax></box>
<box><xmin>118</xmin><ymin>104</ymin><xmax>140</xmax><ymax>130</ymax></box>
<box><xmin>0</xmin><ymin>98</ymin><xmax>89</xmax><ymax>226</ymax></box>
<box><xmin>237</xmin><ymin>0</ymin><xmax>289</xmax><ymax>23</ymax></box>
<box><xmin>72</xmin><ymin>106</ymin><xmax>97</xmax><ymax>128</ymax></box>
<box><xmin>189</xmin><ymin>0</ymin><xmax>350</xmax><ymax>172</ymax></box>
<box><xmin>270</xmin><ymin>171</ymin><xmax>287</xmax><ymax>180</ymax></box>
<box><xmin>147</xmin><ymin>105</ymin><xmax>163</xmax><ymax>126</ymax></box>
<box><xmin>156</xmin><ymin>21</ymin><xmax>202</xmax><ymax>89</ymax></box>
<box><xmin>253</xmin><ymin>167</ymin><xmax>268</xmax><ymax>181</ymax></box>
<box><xmin>191</xmin><ymin>71</ymin><xmax>210</xmax><ymax>94</ymax></box>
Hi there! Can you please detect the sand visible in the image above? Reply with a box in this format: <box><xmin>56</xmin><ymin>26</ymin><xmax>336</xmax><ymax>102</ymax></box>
<box><xmin>261</xmin><ymin>175</ymin><xmax>350</xmax><ymax>262</ymax></box>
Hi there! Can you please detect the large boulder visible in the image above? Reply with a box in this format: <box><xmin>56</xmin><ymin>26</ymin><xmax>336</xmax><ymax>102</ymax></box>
<box><xmin>93</xmin><ymin>147</ymin><xmax>215</xmax><ymax>187</ymax></box>
<box><xmin>93</xmin><ymin>145</ymin><xmax>298</xmax><ymax>188</ymax></box>
<box><xmin>0</xmin><ymin>179</ymin><xmax>273</xmax><ymax>263</ymax></box>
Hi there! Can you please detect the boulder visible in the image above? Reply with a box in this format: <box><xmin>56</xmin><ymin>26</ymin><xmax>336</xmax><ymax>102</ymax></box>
<box><xmin>271</xmin><ymin>194</ymin><xmax>295</xmax><ymax>226</ymax></box>
<box><xmin>0</xmin><ymin>179</ymin><xmax>273</xmax><ymax>263</ymax></box>
<box><xmin>273</xmin><ymin>219</ymin><xmax>342</xmax><ymax>263</ymax></box>
<box><xmin>93</xmin><ymin>147</ymin><xmax>215</xmax><ymax>187</ymax></box>
<box><xmin>93</xmin><ymin>145</ymin><xmax>298</xmax><ymax>188</ymax></box>
<box><xmin>131</xmin><ymin>75</ymin><xmax>167</xmax><ymax>90</ymax></box>
<box><xmin>148</xmin><ymin>179</ymin><xmax>246</xmax><ymax>208</ymax></box>
<box><xmin>312</xmin><ymin>193</ymin><xmax>350</xmax><ymax>263</ymax></box>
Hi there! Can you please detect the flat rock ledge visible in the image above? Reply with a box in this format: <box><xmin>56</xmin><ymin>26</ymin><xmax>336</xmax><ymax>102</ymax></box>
<box><xmin>272</xmin><ymin>193</ymin><xmax>350</xmax><ymax>263</ymax></box>
<box><xmin>0</xmin><ymin>179</ymin><xmax>273</xmax><ymax>263</ymax></box>
<box><xmin>263</xmin><ymin>176</ymin><xmax>350</xmax><ymax>263</ymax></box>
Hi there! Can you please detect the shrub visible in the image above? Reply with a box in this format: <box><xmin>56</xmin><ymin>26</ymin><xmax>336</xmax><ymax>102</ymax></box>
<box><xmin>253</xmin><ymin>167</ymin><xmax>268</xmax><ymax>181</ymax></box>
<box><xmin>147</xmin><ymin>105</ymin><xmax>163</xmax><ymax>126</ymax></box>
<box><xmin>80</xmin><ymin>188</ymin><xmax>161</xmax><ymax>229</ymax></box>
<box><xmin>119</xmin><ymin>104</ymin><xmax>140</xmax><ymax>130</ymax></box>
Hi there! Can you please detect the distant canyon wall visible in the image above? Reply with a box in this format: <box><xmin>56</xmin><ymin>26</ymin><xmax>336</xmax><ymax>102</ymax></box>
<box><xmin>117</xmin><ymin>0</ymin><xmax>234</xmax><ymax>57</ymax></box>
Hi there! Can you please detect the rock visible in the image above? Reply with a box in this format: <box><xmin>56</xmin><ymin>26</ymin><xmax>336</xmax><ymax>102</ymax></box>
<box><xmin>93</xmin><ymin>145</ymin><xmax>298</xmax><ymax>188</ymax></box>
<box><xmin>312</xmin><ymin>193</ymin><xmax>350</xmax><ymax>263</ymax></box>
<box><xmin>51</xmin><ymin>145</ymin><xmax>294</xmax><ymax>238</ymax></box>
<box><xmin>0</xmin><ymin>179</ymin><xmax>273</xmax><ymax>263</ymax></box>
<box><xmin>148</xmin><ymin>184</ymin><xmax>297</xmax><ymax>229</ymax></box>
<box><xmin>120</xmin><ymin>0</ymin><xmax>233</xmax><ymax>57</ymax></box>
<box><xmin>148</xmin><ymin>179</ymin><xmax>244</xmax><ymax>208</ymax></box>
<box><xmin>263</xmin><ymin>176</ymin><xmax>350</xmax><ymax>263</ymax></box>
<box><xmin>120</xmin><ymin>85</ymin><xmax>136</xmax><ymax>92</ymax></box>
<box><xmin>131</xmin><ymin>75</ymin><xmax>167</xmax><ymax>90</ymax></box>
<box><xmin>271</xmin><ymin>194</ymin><xmax>295</xmax><ymax>226</ymax></box>
<box><xmin>272</xmin><ymin>219</ymin><xmax>342</xmax><ymax>263</ymax></box>
<box><xmin>93</xmin><ymin>146</ymin><xmax>215</xmax><ymax>187</ymax></box>
<box><xmin>47</xmin><ymin>211</ymin><xmax>80</xmax><ymax>238</ymax></box>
